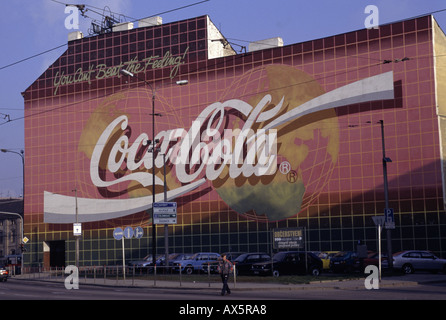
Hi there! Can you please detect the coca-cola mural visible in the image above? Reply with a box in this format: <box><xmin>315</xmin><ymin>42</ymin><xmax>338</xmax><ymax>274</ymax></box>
<box><xmin>43</xmin><ymin>68</ymin><xmax>394</xmax><ymax>224</ymax></box>
<box><xmin>24</xmin><ymin>15</ymin><xmax>446</xmax><ymax>264</ymax></box>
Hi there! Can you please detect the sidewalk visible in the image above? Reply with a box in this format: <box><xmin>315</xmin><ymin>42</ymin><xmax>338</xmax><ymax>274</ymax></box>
<box><xmin>13</xmin><ymin>272</ymin><xmax>446</xmax><ymax>291</ymax></box>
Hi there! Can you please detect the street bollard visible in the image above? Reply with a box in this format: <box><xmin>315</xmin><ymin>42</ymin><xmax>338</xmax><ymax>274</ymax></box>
<box><xmin>154</xmin><ymin>264</ymin><xmax>157</xmax><ymax>287</ymax></box>
<box><xmin>233</xmin><ymin>264</ymin><xmax>236</xmax><ymax>288</ymax></box>
<box><xmin>208</xmin><ymin>263</ymin><xmax>211</xmax><ymax>287</ymax></box>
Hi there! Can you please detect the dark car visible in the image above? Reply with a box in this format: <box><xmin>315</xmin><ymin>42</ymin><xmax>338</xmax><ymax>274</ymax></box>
<box><xmin>363</xmin><ymin>252</ymin><xmax>388</xmax><ymax>268</ymax></box>
<box><xmin>202</xmin><ymin>252</ymin><xmax>251</xmax><ymax>274</ymax></box>
<box><xmin>222</xmin><ymin>252</ymin><xmax>246</xmax><ymax>261</ymax></box>
<box><xmin>251</xmin><ymin>251</ymin><xmax>322</xmax><ymax>277</ymax></box>
<box><xmin>0</xmin><ymin>266</ymin><xmax>9</xmax><ymax>282</ymax></box>
<box><xmin>128</xmin><ymin>254</ymin><xmax>164</xmax><ymax>270</ymax></box>
<box><xmin>329</xmin><ymin>251</ymin><xmax>361</xmax><ymax>273</ymax></box>
<box><xmin>233</xmin><ymin>252</ymin><xmax>271</xmax><ymax>275</ymax></box>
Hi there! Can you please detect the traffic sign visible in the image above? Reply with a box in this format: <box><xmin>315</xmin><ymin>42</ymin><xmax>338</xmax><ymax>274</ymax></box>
<box><xmin>384</xmin><ymin>208</ymin><xmax>395</xmax><ymax>229</ymax></box>
<box><xmin>134</xmin><ymin>226</ymin><xmax>144</xmax><ymax>239</ymax></box>
<box><xmin>73</xmin><ymin>223</ymin><xmax>82</xmax><ymax>236</ymax></box>
<box><xmin>372</xmin><ymin>216</ymin><xmax>385</xmax><ymax>226</ymax></box>
<box><xmin>153</xmin><ymin>202</ymin><xmax>177</xmax><ymax>224</ymax></box>
<box><xmin>113</xmin><ymin>227</ymin><xmax>124</xmax><ymax>240</ymax></box>
<box><xmin>124</xmin><ymin>226</ymin><xmax>134</xmax><ymax>239</ymax></box>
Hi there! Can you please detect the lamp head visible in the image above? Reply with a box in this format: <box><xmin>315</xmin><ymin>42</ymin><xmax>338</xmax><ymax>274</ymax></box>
<box><xmin>120</xmin><ymin>69</ymin><xmax>134</xmax><ymax>77</ymax></box>
<box><xmin>176</xmin><ymin>80</ymin><xmax>188</xmax><ymax>86</ymax></box>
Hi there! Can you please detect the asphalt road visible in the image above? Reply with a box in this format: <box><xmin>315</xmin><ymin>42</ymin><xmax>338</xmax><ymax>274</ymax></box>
<box><xmin>1</xmin><ymin>277</ymin><xmax>444</xmax><ymax>319</ymax></box>
<box><xmin>1</xmin><ymin>277</ymin><xmax>446</xmax><ymax>300</ymax></box>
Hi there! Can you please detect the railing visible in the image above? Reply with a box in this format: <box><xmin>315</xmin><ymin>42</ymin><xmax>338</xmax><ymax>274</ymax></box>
<box><xmin>10</xmin><ymin>263</ymin><xmax>238</xmax><ymax>288</ymax></box>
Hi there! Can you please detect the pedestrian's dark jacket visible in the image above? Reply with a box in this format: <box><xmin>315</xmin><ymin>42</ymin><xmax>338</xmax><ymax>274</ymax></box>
<box><xmin>218</xmin><ymin>259</ymin><xmax>233</xmax><ymax>275</ymax></box>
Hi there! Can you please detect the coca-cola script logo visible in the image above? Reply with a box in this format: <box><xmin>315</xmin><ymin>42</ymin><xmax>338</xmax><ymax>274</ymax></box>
<box><xmin>44</xmin><ymin>65</ymin><xmax>394</xmax><ymax>224</ymax></box>
<box><xmin>90</xmin><ymin>96</ymin><xmax>279</xmax><ymax>189</ymax></box>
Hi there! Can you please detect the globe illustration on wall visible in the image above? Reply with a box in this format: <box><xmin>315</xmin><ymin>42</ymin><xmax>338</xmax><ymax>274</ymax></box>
<box><xmin>212</xmin><ymin>65</ymin><xmax>340</xmax><ymax>222</ymax></box>
<box><xmin>76</xmin><ymin>87</ymin><xmax>184</xmax><ymax>227</ymax></box>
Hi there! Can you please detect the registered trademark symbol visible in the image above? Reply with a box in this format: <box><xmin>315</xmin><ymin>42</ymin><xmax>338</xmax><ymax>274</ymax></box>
<box><xmin>279</xmin><ymin>161</ymin><xmax>291</xmax><ymax>175</ymax></box>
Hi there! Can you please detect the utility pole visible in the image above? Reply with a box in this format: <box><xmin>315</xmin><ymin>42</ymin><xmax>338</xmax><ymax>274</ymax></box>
<box><xmin>379</xmin><ymin>120</ymin><xmax>393</xmax><ymax>271</ymax></box>
<box><xmin>163</xmin><ymin>154</ymin><xmax>169</xmax><ymax>270</ymax></box>
<box><xmin>72</xmin><ymin>188</ymin><xmax>79</xmax><ymax>268</ymax></box>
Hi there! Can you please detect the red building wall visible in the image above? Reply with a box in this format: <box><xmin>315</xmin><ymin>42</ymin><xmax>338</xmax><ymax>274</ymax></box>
<box><xmin>23</xmin><ymin>15</ymin><xmax>445</xmax><ymax>266</ymax></box>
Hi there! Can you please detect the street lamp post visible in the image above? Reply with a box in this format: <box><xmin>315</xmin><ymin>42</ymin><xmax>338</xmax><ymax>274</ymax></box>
<box><xmin>1</xmin><ymin>149</ymin><xmax>25</xmax><ymax>272</ymax></box>
<box><xmin>120</xmin><ymin>69</ymin><xmax>187</xmax><ymax>265</ymax></box>
<box><xmin>366</xmin><ymin>120</ymin><xmax>393</xmax><ymax>270</ymax></box>
<box><xmin>1</xmin><ymin>149</ymin><xmax>24</xmax><ymax>209</ymax></box>
<box><xmin>72</xmin><ymin>188</ymin><xmax>79</xmax><ymax>268</ymax></box>
<box><xmin>378</xmin><ymin>120</ymin><xmax>394</xmax><ymax>271</ymax></box>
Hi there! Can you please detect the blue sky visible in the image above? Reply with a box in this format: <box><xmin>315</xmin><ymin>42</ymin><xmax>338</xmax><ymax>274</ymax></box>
<box><xmin>1</xmin><ymin>0</ymin><xmax>446</xmax><ymax>197</ymax></box>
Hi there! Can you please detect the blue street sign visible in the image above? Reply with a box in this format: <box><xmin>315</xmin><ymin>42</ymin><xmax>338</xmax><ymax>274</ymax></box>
<box><xmin>124</xmin><ymin>226</ymin><xmax>134</xmax><ymax>239</ymax></box>
<box><xmin>134</xmin><ymin>226</ymin><xmax>144</xmax><ymax>239</ymax></box>
<box><xmin>153</xmin><ymin>202</ymin><xmax>177</xmax><ymax>224</ymax></box>
<box><xmin>113</xmin><ymin>227</ymin><xmax>124</xmax><ymax>240</ymax></box>
<box><xmin>384</xmin><ymin>208</ymin><xmax>395</xmax><ymax>229</ymax></box>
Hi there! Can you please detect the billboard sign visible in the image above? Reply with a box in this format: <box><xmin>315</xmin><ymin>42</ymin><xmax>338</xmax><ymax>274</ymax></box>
<box><xmin>273</xmin><ymin>228</ymin><xmax>304</xmax><ymax>249</ymax></box>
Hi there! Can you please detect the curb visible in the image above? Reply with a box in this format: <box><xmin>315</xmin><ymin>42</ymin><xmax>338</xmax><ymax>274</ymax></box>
<box><xmin>9</xmin><ymin>276</ymin><xmax>421</xmax><ymax>291</ymax></box>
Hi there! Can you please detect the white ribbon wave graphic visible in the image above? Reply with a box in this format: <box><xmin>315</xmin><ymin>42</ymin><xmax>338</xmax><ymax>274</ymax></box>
<box><xmin>44</xmin><ymin>72</ymin><xmax>394</xmax><ymax>223</ymax></box>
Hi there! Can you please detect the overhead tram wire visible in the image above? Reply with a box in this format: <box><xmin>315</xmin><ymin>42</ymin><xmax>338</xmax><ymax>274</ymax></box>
<box><xmin>0</xmin><ymin>0</ymin><xmax>210</xmax><ymax>72</ymax></box>
<box><xmin>49</xmin><ymin>0</ymin><xmax>210</xmax><ymax>29</ymax></box>
<box><xmin>49</xmin><ymin>0</ymin><xmax>137</xmax><ymax>21</ymax></box>
<box><xmin>0</xmin><ymin>56</ymin><xmax>393</xmax><ymax>126</ymax></box>
<box><xmin>0</xmin><ymin>43</ymin><xmax>67</xmax><ymax>72</ymax></box>
<box><xmin>1</xmin><ymin>39</ymin><xmax>440</xmax><ymax>122</ymax></box>
<box><xmin>1</xmin><ymin>7</ymin><xmax>445</xmax><ymax>124</ymax></box>
<box><xmin>0</xmin><ymin>3</ymin><xmax>444</xmax><ymax>73</ymax></box>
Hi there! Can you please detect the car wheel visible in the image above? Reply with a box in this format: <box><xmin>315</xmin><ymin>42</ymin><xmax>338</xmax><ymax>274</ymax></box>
<box><xmin>402</xmin><ymin>264</ymin><xmax>414</xmax><ymax>274</ymax></box>
<box><xmin>186</xmin><ymin>266</ymin><xmax>194</xmax><ymax>275</ymax></box>
<box><xmin>310</xmin><ymin>267</ymin><xmax>321</xmax><ymax>277</ymax></box>
<box><xmin>272</xmin><ymin>270</ymin><xmax>280</xmax><ymax>277</ymax></box>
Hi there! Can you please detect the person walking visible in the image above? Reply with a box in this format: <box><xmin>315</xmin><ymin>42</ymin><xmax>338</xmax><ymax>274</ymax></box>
<box><xmin>218</xmin><ymin>253</ymin><xmax>233</xmax><ymax>296</ymax></box>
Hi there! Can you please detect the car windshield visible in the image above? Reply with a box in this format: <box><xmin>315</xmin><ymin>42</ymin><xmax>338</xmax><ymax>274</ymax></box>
<box><xmin>189</xmin><ymin>253</ymin><xmax>201</xmax><ymax>260</ymax></box>
<box><xmin>234</xmin><ymin>254</ymin><xmax>249</xmax><ymax>262</ymax></box>
<box><xmin>273</xmin><ymin>252</ymin><xmax>288</xmax><ymax>261</ymax></box>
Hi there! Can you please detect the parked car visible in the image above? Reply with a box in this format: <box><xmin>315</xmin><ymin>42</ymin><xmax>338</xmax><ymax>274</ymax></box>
<box><xmin>168</xmin><ymin>253</ymin><xmax>194</xmax><ymax>266</ymax></box>
<box><xmin>0</xmin><ymin>266</ymin><xmax>8</xmax><ymax>282</ymax></box>
<box><xmin>233</xmin><ymin>252</ymin><xmax>271</xmax><ymax>275</ymax></box>
<box><xmin>329</xmin><ymin>251</ymin><xmax>361</xmax><ymax>273</ymax></box>
<box><xmin>128</xmin><ymin>254</ymin><xmax>163</xmax><ymax>270</ymax></box>
<box><xmin>201</xmin><ymin>252</ymin><xmax>247</xmax><ymax>274</ymax></box>
<box><xmin>173</xmin><ymin>252</ymin><xmax>221</xmax><ymax>274</ymax></box>
<box><xmin>251</xmin><ymin>251</ymin><xmax>322</xmax><ymax>277</ymax></box>
<box><xmin>363</xmin><ymin>252</ymin><xmax>388</xmax><ymax>268</ymax></box>
<box><xmin>389</xmin><ymin>250</ymin><xmax>446</xmax><ymax>274</ymax></box>
<box><xmin>222</xmin><ymin>252</ymin><xmax>245</xmax><ymax>261</ymax></box>
<box><xmin>317</xmin><ymin>251</ymin><xmax>339</xmax><ymax>270</ymax></box>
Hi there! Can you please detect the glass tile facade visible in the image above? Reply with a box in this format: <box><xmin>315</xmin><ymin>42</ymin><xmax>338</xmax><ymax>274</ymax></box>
<box><xmin>23</xmin><ymin>15</ymin><xmax>446</xmax><ymax>267</ymax></box>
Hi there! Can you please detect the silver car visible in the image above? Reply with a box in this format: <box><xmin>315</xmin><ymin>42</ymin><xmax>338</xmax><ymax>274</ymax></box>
<box><xmin>391</xmin><ymin>250</ymin><xmax>446</xmax><ymax>274</ymax></box>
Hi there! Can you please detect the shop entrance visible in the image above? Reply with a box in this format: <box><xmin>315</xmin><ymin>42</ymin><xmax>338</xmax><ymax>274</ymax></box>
<box><xmin>43</xmin><ymin>240</ymin><xmax>65</xmax><ymax>268</ymax></box>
